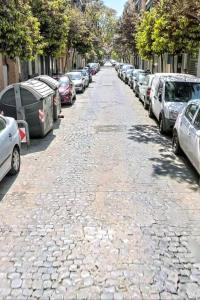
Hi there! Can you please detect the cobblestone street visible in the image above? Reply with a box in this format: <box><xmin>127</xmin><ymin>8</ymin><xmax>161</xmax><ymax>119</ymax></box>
<box><xmin>1</xmin><ymin>67</ymin><xmax>200</xmax><ymax>299</ymax></box>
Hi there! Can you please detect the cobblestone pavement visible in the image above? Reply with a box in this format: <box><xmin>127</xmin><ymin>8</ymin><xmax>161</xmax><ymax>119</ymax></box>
<box><xmin>0</xmin><ymin>67</ymin><xmax>200</xmax><ymax>300</ymax></box>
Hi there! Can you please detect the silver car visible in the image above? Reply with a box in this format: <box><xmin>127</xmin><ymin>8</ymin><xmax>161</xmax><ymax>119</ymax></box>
<box><xmin>0</xmin><ymin>115</ymin><xmax>20</xmax><ymax>182</ymax></box>
<box><xmin>67</xmin><ymin>72</ymin><xmax>85</xmax><ymax>93</ymax></box>
<box><xmin>173</xmin><ymin>100</ymin><xmax>200</xmax><ymax>175</ymax></box>
<box><xmin>148</xmin><ymin>73</ymin><xmax>200</xmax><ymax>133</ymax></box>
<box><xmin>138</xmin><ymin>74</ymin><xmax>155</xmax><ymax>109</ymax></box>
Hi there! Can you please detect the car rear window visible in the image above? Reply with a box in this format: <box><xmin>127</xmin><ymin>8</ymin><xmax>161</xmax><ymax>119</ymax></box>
<box><xmin>165</xmin><ymin>81</ymin><xmax>200</xmax><ymax>102</ymax></box>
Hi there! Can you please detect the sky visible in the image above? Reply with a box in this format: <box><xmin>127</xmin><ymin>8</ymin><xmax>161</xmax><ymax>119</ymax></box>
<box><xmin>103</xmin><ymin>0</ymin><xmax>126</xmax><ymax>16</ymax></box>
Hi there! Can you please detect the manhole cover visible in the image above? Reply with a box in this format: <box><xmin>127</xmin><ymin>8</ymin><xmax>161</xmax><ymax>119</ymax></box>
<box><xmin>95</xmin><ymin>125</ymin><xmax>126</xmax><ymax>133</ymax></box>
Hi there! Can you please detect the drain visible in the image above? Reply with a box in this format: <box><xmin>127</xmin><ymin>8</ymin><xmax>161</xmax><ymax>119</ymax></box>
<box><xmin>95</xmin><ymin>125</ymin><xmax>126</xmax><ymax>133</ymax></box>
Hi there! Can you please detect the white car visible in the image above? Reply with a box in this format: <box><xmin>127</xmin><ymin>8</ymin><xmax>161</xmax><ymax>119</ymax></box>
<box><xmin>173</xmin><ymin>100</ymin><xmax>200</xmax><ymax>175</ymax></box>
<box><xmin>67</xmin><ymin>72</ymin><xmax>85</xmax><ymax>93</ymax></box>
<box><xmin>0</xmin><ymin>115</ymin><xmax>20</xmax><ymax>182</ymax></box>
<box><xmin>148</xmin><ymin>73</ymin><xmax>200</xmax><ymax>133</ymax></box>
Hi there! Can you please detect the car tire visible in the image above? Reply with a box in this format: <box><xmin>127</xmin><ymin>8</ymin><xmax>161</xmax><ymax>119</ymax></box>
<box><xmin>9</xmin><ymin>146</ymin><xmax>20</xmax><ymax>175</ymax></box>
<box><xmin>148</xmin><ymin>102</ymin><xmax>154</xmax><ymax>118</ymax></box>
<box><xmin>159</xmin><ymin>115</ymin><xmax>166</xmax><ymax>134</ymax></box>
<box><xmin>172</xmin><ymin>131</ymin><xmax>182</xmax><ymax>155</ymax></box>
<box><xmin>73</xmin><ymin>93</ymin><xmax>77</xmax><ymax>100</ymax></box>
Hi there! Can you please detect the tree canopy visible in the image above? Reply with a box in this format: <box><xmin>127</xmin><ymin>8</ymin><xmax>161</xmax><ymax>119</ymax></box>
<box><xmin>0</xmin><ymin>0</ymin><xmax>43</xmax><ymax>59</ymax></box>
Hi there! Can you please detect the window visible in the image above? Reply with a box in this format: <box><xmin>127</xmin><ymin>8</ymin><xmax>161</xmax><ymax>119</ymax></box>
<box><xmin>185</xmin><ymin>104</ymin><xmax>198</xmax><ymax>122</ymax></box>
<box><xmin>193</xmin><ymin>109</ymin><xmax>200</xmax><ymax>130</ymax></box>
<box><xmin>165</xmin><ymin>81</ymin><xmax>200</xmax><ymax>102</ymax></box>
<box><xmin>0</xmin><ymin>117</ymin><xmax>6</xmax><ymax>132</ymax></box>
<box><xmin>155</xmin><ymin>81</ymin><xmax>163</xmax><ymax>96</ymax></box>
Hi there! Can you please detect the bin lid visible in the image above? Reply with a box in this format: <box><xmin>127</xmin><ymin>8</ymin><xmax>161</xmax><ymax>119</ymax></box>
<box><xmin>23</xmin><ymin>79</ymin><xmax>54</xmax><ymax>100</ymax></box>
<box><xmin>35</xmin><ymin>75</ymin><xmax>59</xmax><ymax>90</ymax></box>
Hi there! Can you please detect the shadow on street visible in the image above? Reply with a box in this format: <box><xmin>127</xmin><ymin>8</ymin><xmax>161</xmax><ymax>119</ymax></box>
<box><xmin>128</xmin><ymin>124</ymin><xmax>200</xmax><ymax>189</ymax></box>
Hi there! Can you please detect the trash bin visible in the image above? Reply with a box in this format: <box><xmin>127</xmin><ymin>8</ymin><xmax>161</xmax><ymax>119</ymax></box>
<box><xmin>0</xmin><ymin>79</ymin><xmax>54</xmax><ymax>138</ymax></box>
<box><xmin>35</xmin><ymin>75</ymin><xmax>61</xmax><ymax>121</ymax></box>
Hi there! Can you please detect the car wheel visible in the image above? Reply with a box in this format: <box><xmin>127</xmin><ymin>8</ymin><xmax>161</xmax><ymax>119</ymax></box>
<box><xmin>148</xmin><ymin>102</ymin><xmax>154</xmax><ymax>118</ymax></box>
<box><xmin>9</xmin><ymin>146</ymin><xmax>20</xmax><ymax>175</ymax></box>
<box><xmin>172</xmin><ymin>131</ymin><xmax>181</xmax><ymax>155</ymax></box>
<box><xmin>159</xmin><ymin>115</ymin><xmax>166</xmax><ymax>134</ymax></box>
<box><xmin>73</xmin><ymin>93</ymin><xmax>77</xmax><ymax>100</ymax></box>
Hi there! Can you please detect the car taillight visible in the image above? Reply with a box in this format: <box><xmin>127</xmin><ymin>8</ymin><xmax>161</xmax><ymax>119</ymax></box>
<box><xmin>147</xmin><ymin>88</ymin><xmax>151</xmax><ymax>96</ymax></box>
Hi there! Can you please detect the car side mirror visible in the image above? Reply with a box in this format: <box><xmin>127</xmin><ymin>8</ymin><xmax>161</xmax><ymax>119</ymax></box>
<box><xmin>158</xmin><ymin>92</ymin><xmax>162</xmax><ymax>102</ymax></box>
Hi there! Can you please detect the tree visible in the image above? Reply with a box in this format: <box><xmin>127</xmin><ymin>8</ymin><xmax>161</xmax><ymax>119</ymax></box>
<box><xmin>135</xmin><ymin>8</ymin><xmax>157</xmax><ymax>61</ymax></box>
<box><xmin>113</xmin><ymin>1</ymin><xmax>138</xmax><ymax>62</ymax></box>
<box><xmin>31</xmin><ymin>0</ymin><xmax>70</xmax><ymax>57</ymax></box>
<box><xmin>0</xmin><ymin>0</ymin><xmax>43</xmax><ymax>59</ymax></box>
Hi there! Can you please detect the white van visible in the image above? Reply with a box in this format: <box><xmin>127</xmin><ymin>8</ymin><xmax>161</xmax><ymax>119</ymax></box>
<box><xmin>148</xmin><ymin>73</ymin><xmax>200</xmax><ymax>133</ymax></box>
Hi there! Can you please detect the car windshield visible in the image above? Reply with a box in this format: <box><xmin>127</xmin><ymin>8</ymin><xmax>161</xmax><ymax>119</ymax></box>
<box><xmin>165</xmin><ymin>81</ymin><xmax>200</xmax><ymax>102</ymax></box>
<box><xmin>68</xmin><ymin>73</ymin><xmax>81</xmax><ymax>80</ymax></box>
<box><xmin>59</xmin><ymin>78</ymin><xmax>69</xmax><ymax>86</ymax></box>
<box><xmin>138</xmin><ymin>74</ymin><xmax>146</xmax><ymax>83</ymax></box>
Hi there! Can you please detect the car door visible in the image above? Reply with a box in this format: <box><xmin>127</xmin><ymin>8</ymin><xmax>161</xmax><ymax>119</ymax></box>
<box><xmin>139</xmin><ymin>76</ymin><xmax>149</xmax><ymax>102</ymax></box>
<box><xmin>188</xmin><ymin>108</ymin><xmax>200</xmax><ymax>172</ymax></box>
<box><xmin>153</xmin><ymin>80</ymin><xmax>163</xmax><ymax>120</ymax></box>
<box><xmin>179</xmin><ymin>104</ymin><xmax>199</xmax><ymax>154</ymax></box>
<box><xmin>0</xmin><ymin>117</ymin><xmax>12</xmax><ymax>179</ymax></box>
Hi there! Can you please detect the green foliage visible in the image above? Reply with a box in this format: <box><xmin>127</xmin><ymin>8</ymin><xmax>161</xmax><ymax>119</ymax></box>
<box><xmin>0</xmin><ymin>0</ymin><xmax>43</xmax><ymax>59</ymax></box>
<box><xmin>135</xmin><ymin>0</ymin><xmax>200</xmax><ymax>61</ymax></box>
<box><xmin>113</xmin><ymin>1</ymin><xmax>138</xmax><ymax>61</ymax></box>
<box><xmin>135</xmin><ymin>9</ymin><xmax>157</xmax><ymax>60</ymax></box>
<box><xmin>31</xmin><ymin>0</ymin><xmax>70</xmax><ymax>57</ymax></box>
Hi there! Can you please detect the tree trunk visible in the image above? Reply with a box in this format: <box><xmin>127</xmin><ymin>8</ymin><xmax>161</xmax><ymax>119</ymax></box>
<box><xmin>172</xmin><ymin>55</ymin><xmax>175</xmax><ymax>73</ymax></box>
<box><xmin>160</xmin><ymin>54</ymin><xmax>163</xmax><ymax>72</ymax></box>
<box><xmin>152</xmin><ymin>56</ymin><xmax>154</xmax><ymax>74</ymax></box>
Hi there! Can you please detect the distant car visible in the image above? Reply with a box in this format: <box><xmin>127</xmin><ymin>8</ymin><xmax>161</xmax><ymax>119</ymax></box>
<box><xmin>0</xmin><ymin>115</ymin><xmax>20</xmax><ymax>182</ymax></box>
<box><xmin>84</xmin><ymin>67</ymin><xmax>92</xmax><ymax>83</ymax></box>
<box><xmin>123</xmin><ymin>69</ymin><xmax>134</xmax><ymax>84</ymax></box>
<box><xmin>67</xmin><ymin>72</ymin><xmax>85</xmax><ymax>93</ymax></box>
<box><xmin>138</xmin><ymin>74</ymin><xmax>155</xmax><ymax>109</ymax></box>
<box><xmin>119</xmin><ymin>64</ymin><xmax>134</xmax><ymax>80</ymax></box>
<box><xmin>131</xmin><ymin>69</ymin><xmax>145</xmax><ymax>91</ymax></box>
<box><xmin>58</xmin><ymin>76</ymin><xmax>76</xmax><ymax>105</ymax></box>
<box><xmin>128</xmin><ymin>69</ymin><xmax>144</xmax><ymax>89</ymax></box>
<box><xmin>148</xmin><ymin>73</ymin><xmax>200</xmax><ymax>133</ymax></box>
<box><xmin>75</xmin><ymin>69</ymin><xmax>90</xmax><ymax>88</ymax></box>
<box><xmin>173</xmin><ymin>100</ymin><xmax>200</xmax><ymax>175</ymax></box>
<box><xmin>135</xmin><ymin>73</ymin><xmax>148</xmax><ymax>98</ymax></box>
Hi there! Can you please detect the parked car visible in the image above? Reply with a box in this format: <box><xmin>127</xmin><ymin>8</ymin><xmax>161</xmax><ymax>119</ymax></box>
<box><xmin>58</xmin><ymin>76</ymin><xmax>76</xmax><ymax>105</ymax></box>
<box><xmin>131</xmin><ymin>69</ymin><xmax>145</xmax><ymax>91</ymax></box>
<box><xmin>119</xmin><ymin>64</ymin><xmax>134</xmax><ymax>80</ymax></box>
<box><xmin>138</xmin><ymin>74</ymin><xmax>155</xmax><ymax>109</ymax></box>
<box><xmin>67</xmin><ymin>72</ymin><xmax>85</xmax><ymax>93</ymax></box>
<box><xmin>115</xmin><ymin>62</ymin><xmax>123</xmax><ymax>72</ymax></box>
<box><xmin>135</xmin><ymin>73</ymin><xmax>148</xmax><ymax>98</ymax></box>
<box><xmin>128</xmin><ymin>69</ymin><xmax>144</xmax><ymax>90</ymax></box>
<box><xmin>173</xmin><ymin>100</ymin><xmax>200</xmax><ymax>175</ymax></box>
<box><xmin>148</xmin><ymin>73</ymin><xmax>200</xmax><ymax>133</ymax></box>
<box><xmin>0</xmin><ymin>115</ymin><xmax>20</xmax><ymax>182</ymax></box>
<box><xmin>123</xmin><ymin>69</ymin><xmax>134</xmax><ymax>84</ymax></box>
<box><xmin>75</xmin><ymin>69</ymin><xmax>90</xmax><ymax>88</ymax></box>
<box><xmin>84</xmin><ymin>67</ymin><xmax>92</xmax><ymax>83</ymax></box>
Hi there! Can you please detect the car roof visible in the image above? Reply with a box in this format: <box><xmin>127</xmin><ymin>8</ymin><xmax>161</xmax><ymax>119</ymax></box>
<box><xmin>154</xmin><ymin>73</ymin><xmax>199</xmax><ymax>83</ymax></box>
<box><xmin>59</xmin><ymin>76</ymin><xmax>70</xmax><ymax>81</ymax></box>
<box><xmin>67</xmin><ymin>72</ymin><xmax>82</xmax><ymax>75</ymax></box>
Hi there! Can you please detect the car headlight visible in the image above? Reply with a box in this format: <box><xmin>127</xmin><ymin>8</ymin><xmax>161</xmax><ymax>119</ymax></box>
<box><xmin>169</xmin><ymin>110</ymin><xmax>179</xmax><ymax>120</ymax></box>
